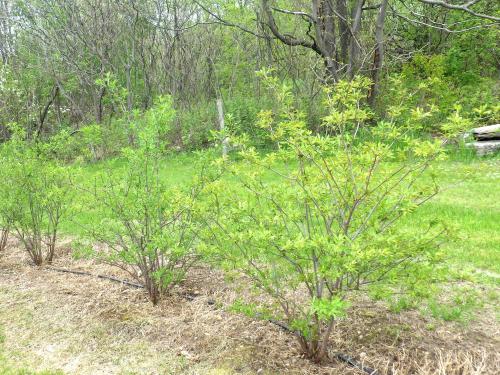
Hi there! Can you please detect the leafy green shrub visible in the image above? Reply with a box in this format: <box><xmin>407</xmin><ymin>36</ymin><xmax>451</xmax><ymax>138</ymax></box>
<box><xmin>177</xmin><ymin>94</ymin><xmax>264</xmax><ymax>151</ymax></box>
<box><xmin>0</xmin><ymin>125</ymin><xmax>72</xmax><ymax>265</ymax></box>
<box><xmin>77</xmin><ymin>124</ymin><xmax>104</xmax><ymax>162</ymax></box>
<box><xmin>223</xmin><ymin>94</ymin><xmax>264</xmax><ymax>145</ymax></box>
<box><xmin>79</xmin><ymin>97</ymin><xmax>203</xmax><ymax>304</ymax></box>
<box><xmin>32</xmin><ymin>119</ymin><xmax>130</xmax><ymax>164</ymax></box>
<box><xmin>201</xmin><ymin>76</ymin><xmax>451</xmax><ymax>362</ymax></box>
<box><xmin>444</xmin><ymin>27</ymin><xmax>499</xmax><ymax>83</ymax></box>
<box><xmin>177</xmin><ymin>101</ymin><xmax>216</xmax><ymax>150</ymax></box>
<box><xmin>381</xmin><ymin>54</ymin><xmax>499</xmax><ymax>136</ymax></box>
<box><xmin>70</xmin><ymin>120</ymin><xmax>129</xmax><ymax>162</ymax></box>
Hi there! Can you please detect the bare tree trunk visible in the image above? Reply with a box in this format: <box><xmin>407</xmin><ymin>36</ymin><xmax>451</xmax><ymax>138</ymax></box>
<box><xmin>126</xmin><ymin>63</ymin><xmax>133</xmax><ymax>112</ymax></box>
<box><xmin>348</xmin><ymin>0</ymin><xmax>364</xmax><ymax>78</ymax></box>
<box><xmin>35</xmin><ymin>85</ymin><xmax>59</xmax><ymax>140</ymax></box>
<box><xmin>96</xmin><ymin>86</ymin><xmax>106</xmax><ymax>123</ymax></box>
<box><xmin>261</xmin><ymin>0</ymin><xmax>338</xmax><ymax>82</ymax></box>
<box><xmin>336</xmin><ymin>0</ymin><xmax>350</xmax><ymax>66</ymax></box>
<box><xmin>368</xmin><ymin>0</ymin><xmax>389</xmax><ymax>107</ymax></box>
<box><xmin>312</xmin><ymin>0</ymin><xmax>338</xmax><ymax>82</ymax></box>
<box><xmin>0</xmin><ymin>0</ymin><xmax>14</xmax><ymax>64</ymax></box>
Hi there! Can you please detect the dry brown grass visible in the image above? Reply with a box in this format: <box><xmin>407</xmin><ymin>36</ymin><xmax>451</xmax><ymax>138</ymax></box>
<box><xmin>0</xmin><ymin>239</ymin><xmax>498</xmax><ymax>375</ymax></box>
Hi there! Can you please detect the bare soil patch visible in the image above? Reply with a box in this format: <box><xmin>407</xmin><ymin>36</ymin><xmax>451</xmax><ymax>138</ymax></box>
<box><xmin>0</xmin><ymin>240</ymin><xmax>498</xmax><ymax>374</ymax></box>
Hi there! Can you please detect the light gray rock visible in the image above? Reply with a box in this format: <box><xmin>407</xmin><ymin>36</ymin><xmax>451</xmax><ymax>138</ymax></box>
<box><xmin>466</xmin><ymin>140</ymin><xmax>500</xmax><ymax>156</ymax></box>
<box><xmin>472</xmin><ymin>124</ymin><xmax>500</xmax><ymax>141</ymax></box>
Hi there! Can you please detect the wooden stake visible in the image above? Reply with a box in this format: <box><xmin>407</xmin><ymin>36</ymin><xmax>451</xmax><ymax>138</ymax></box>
<box><xmin>216</xmin><ymin>98</ymin><xmax>228</xmax><ymax>157</ymax></box>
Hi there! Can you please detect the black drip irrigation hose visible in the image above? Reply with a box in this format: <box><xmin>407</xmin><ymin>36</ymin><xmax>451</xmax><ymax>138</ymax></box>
<box><xmin>46</xmin><ymin>266</ymin><xmax>378</xmax><ymax>374</ymax></box>
<box><xmin>334</xmin><ymin>353</ymin><xmax>378</xmax><ymax>375</ymax></box>
<box><xmin>47</xmin><ymin>266</ymin><xmax>144</xmax><ymax>289</ymax></box>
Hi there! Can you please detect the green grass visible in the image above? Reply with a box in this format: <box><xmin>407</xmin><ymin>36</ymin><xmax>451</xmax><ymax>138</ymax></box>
<box><xmin>406</xmin><ymin>158</ymin><xmax>500</xmax><ymax>276</ymax></box>
<box><xmin>428</xmin><ymin>286</ymin><xmax>483</xmax><ymax>322</ymax></box>
<box><xmin>64</xmin><ymin>152</ymin><xmax>500</xmax><ymax>280</ymax></box>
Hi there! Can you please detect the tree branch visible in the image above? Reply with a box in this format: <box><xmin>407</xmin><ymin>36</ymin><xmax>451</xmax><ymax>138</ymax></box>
<box><xmin>392</xmin><ymin>5</ymin><xmax>499</xmax><ymax>32</ymax></box>
<box><xmin>36</xmin><ymin>85</ymin><xmax>59</xmax><ymax>140</ymax></box>
<box><xmin>271</xmin><ymin>7</ymin><xmax>316</xmax><ymax>23</ymax></box>
<box><xmin>416</xmin><ymin>0</ymin><xmax>500</xmax><ymax>22</ymax></box>
<box><xmin>193</xmin><ymin>0</ymin><xmax>270</xmax><ymax>39</ymax></box>
<box><xmin>262</xmin><ymin>0</ymin><xmax>323</xmax><ymax>56</ymax></box>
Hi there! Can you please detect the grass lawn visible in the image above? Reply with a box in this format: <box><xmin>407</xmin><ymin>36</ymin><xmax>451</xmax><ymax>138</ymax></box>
<box><xmin>404</xmin><ymin>157</ymin><xmax>499</xmax><ymax>275</ymax></box>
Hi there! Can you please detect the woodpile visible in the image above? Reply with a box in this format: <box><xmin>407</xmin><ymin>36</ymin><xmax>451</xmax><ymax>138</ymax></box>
<box><xmin>466</xmin><ymin>124</ymin><xmax>500</xmax><ymax>156</ymax></box>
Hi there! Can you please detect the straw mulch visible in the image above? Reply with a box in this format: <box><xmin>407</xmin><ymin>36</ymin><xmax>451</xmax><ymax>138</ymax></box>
<box><xmin>0</xmin><ymin>239</ymin><xmax>498</xmax><ymax>374</ymax></box>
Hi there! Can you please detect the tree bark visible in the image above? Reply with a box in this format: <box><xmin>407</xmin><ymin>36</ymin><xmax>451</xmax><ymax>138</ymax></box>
<box><xmin>262</xmin><ymin>0</ymin><xmax>338</xmax><ymax>82</ymax></box>
<box><xmin>96</xmin><ymin>86</ymin><xmax>106</xmax><ymax>123</ymax></box>
<box><xmin>336</xmin><ymin>0</ymin><xmax>350</xmax><ymax>66</ymax></box>
<box><xmin>35</xmin><ymin>85</ymin><xmax>59</xmax><ymax>140</ymax></box>
<box><xmin>347</xmin><ymin>0</ymin><xmax>364</xmax><ymax>78</ymax></box>
<box><xmin>368</xmin><ymin>0</ymin><xmax>388</xmax><ymax>107</ymax></box>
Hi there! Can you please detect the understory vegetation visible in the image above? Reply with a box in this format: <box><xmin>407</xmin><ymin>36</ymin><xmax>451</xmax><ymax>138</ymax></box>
<box><xmin>0</xmin><ymin>0</ymin><xmax>499</xmax><ymax>373</ymax></box>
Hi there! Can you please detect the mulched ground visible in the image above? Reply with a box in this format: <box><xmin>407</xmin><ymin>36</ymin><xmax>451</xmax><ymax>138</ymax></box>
<box><xmin>0</xmin><ymin>239</ymin><xmax>498</xmax><ymax>374</ymax></box>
